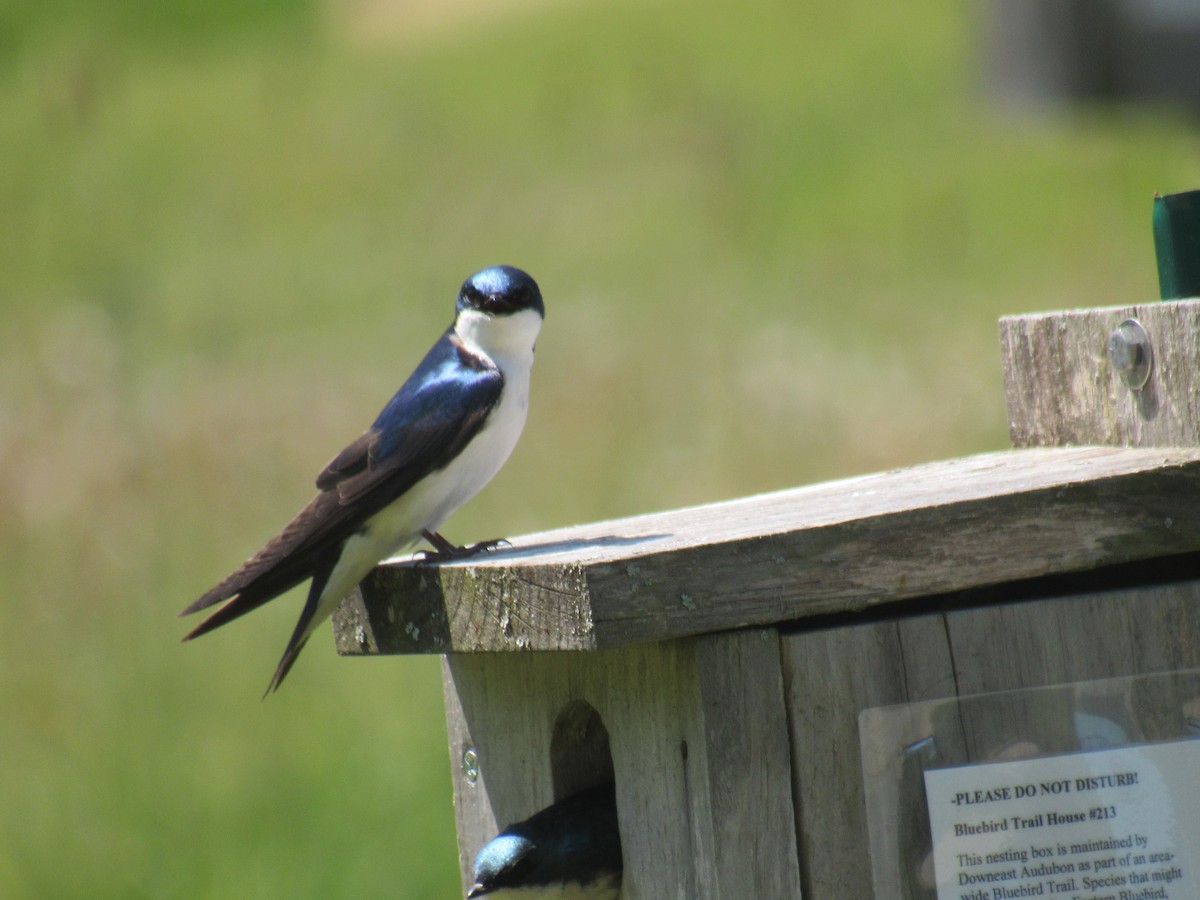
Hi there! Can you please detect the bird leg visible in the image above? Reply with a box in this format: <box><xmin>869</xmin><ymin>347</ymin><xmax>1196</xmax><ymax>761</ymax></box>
<box><xmin>418</xmin><ymin>529</ymin><xmax>508</xmax><ymax>561</ymax></box>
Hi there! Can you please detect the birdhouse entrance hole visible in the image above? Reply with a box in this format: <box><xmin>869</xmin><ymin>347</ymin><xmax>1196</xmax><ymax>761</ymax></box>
<box><xmin>550</xmin><ymin>700</ymin><xmax>614</xmax><ymax>801</ymax></box>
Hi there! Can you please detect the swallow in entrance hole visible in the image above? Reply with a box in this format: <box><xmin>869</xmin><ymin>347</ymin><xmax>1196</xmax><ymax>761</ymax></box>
<box><xmin>468</xmin><ymin>783</ymin><xmax>622</xmax><ymax>899</ymax></box>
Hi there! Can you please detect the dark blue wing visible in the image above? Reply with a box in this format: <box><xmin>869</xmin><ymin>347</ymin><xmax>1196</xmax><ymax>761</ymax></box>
<box><xmin>181</xmin><ymin>330</ymin><xmax>502</xmax><ymax>631</ymax></box>
<box><xmin>316</xmin><ymin>330</ymin><xmax>503</xmax><ymax>505</ymax></box>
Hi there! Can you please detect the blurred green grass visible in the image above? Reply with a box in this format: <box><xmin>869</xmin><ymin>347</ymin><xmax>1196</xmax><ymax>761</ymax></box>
<box><xmin>2</xmin><ymin>0</ymin><xmax>1198</xmax><ymax>896</ymax></box>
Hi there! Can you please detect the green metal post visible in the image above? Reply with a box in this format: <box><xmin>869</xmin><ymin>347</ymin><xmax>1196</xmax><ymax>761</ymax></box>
<box><xmin>1153</xmin><ymin>189</ymin><xmax>1200</xmax><ymax>299</ymax></box>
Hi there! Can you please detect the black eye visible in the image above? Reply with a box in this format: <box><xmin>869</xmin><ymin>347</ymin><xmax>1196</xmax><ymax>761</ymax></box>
<box><xmin>481</xmin><ymin>290</ymin><xmax>521</xmax><ymax>314</ymax></box>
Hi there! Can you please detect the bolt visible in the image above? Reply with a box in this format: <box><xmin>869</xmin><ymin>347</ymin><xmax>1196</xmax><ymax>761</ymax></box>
<box><xmin>1106</xmin><ymin>318</ymin><xmax>1153</xmax><ymax>391</ymax></box>
<box><xmin>463</xmin><ymin>748</ymin><xmax>479</xmax><ymax>784</ymax></box>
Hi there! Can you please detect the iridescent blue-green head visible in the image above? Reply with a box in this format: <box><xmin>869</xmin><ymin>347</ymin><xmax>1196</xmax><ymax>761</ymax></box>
<box><xmin>457</xmin><ymin>265</ymin><xmax>544</xmax><ymax>320</ymax></box>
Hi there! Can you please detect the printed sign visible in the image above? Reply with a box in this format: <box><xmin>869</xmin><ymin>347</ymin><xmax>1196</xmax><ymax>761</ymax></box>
<box><xmin>924</xmin><ymin>741</ymin><xmax>1200</xmax><ymax>899</ymax></box>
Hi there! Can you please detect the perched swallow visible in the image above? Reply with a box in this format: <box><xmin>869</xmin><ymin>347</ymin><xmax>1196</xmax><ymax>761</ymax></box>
<box><xmin>468</xmin><ymin>783</ymin><xmax>623</xmax><ymax>899</ymax></box>
<box><xmin>181</xmin><ymin>265</ymin><xmax>544</xmax><ymax>693</ymax></box>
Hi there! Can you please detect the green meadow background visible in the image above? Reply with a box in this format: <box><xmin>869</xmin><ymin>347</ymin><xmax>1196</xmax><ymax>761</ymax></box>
<box><xmin>2</xmin><ymin>0</ymin><xmax>1196</xmax><ymax>896</ymax></box>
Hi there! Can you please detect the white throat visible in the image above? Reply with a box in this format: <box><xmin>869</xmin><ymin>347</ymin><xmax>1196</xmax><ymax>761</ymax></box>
<box><xmin>455</xmin><ymin>308</ymin><xmax>543</xmax><ymax>375</ymax></box>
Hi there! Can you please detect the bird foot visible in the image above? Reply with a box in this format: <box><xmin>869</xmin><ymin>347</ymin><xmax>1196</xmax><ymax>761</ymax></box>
<box><xmin>417</xmin><ymin>530</ymin><xmax>509</xmax><ymax>562</ymax></box>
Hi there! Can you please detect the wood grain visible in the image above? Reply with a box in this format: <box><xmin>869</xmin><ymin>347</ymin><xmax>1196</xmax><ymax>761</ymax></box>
<box><xmin>333</xmin><ymin>446</ymin><xmax>1200</xmax><ymax>655</ymax></box>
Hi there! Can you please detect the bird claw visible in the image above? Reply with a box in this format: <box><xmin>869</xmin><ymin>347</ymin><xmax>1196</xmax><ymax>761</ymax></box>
<box><xmin>416</xmin><ymin>530</ymin><xmax>510</xmax><ymax>562</ymax></box>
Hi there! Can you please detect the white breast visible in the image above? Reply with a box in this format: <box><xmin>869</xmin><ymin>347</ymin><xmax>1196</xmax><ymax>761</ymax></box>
<box><xmin>310</xmin><ymin>307</ymin><xmax>543</xmax><ymax>632</ymax></box>
<box><xmin>478</xmin><ymin>874</ymin><xmax>621</xmax><ymax>899</ymax></box>
<box><xmin>400</xmin><ymin>304</ymin><xmax>542</xmax><ymax>532</ymax></box>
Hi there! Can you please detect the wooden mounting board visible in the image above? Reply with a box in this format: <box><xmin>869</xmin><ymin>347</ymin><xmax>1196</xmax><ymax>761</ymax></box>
<box><xmin>1001</xmin><ymin>298</ymin><xmax>1200</xmax><ymax>447</ymax></box>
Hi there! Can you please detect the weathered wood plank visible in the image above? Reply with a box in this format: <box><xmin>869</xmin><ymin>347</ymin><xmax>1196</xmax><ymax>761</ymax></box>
<box><xmin>1000</xmin><ymin>297</ymin><xmax>1200</xmax><ymax>447</ymax></box>
<box><xmin>441</xmin><ymin>629</ymin><xmax>800</xmax><ymax>899</ymax></box>
<box><xmin>783</xmin><ymin>614</ymin><xmax>955</xmax><ymax>899</ymax></box>
<box><xmin>785</xmin><ymin>580</ymin><xmax>1200</xmax><ymax>899</ymax></box>
<box><xmin>334</xmin><ymin>446</ymin><xmax>1200</xmax><ymax>655</ymax></box>
<box><xmin>694</xmin><ymin>631</ymin><xmax>803</xmax><ymax>898</ymax></box>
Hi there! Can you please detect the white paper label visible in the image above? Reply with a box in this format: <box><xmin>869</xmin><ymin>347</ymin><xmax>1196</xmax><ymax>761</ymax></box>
<box><xmin>924</xmin><ymin>740</ymin><xmax>1200</xmax><ymax>900</ymax></box>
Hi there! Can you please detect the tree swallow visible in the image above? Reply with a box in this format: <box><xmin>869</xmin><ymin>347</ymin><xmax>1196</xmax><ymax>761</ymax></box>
<box><xmin>180</xmin><ymin>265</ymin><xmax>544</xmax><ymax>693</ymax></box>
<box><xmin>468</xmin><ymin>783</ymin><xmax>623</xmax><ymax>899</ymax></box>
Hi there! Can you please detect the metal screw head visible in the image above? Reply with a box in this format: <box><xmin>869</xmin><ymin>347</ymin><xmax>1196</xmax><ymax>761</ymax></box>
<box><xmin>1106</xmin><ymin>318</ymin><xmax>1153</xmax><ymax>391</ymax></box>
<box><xmin>462</xmin><ymin>748</ymin><xmax>479</xmax><ymax>784</ymax></box>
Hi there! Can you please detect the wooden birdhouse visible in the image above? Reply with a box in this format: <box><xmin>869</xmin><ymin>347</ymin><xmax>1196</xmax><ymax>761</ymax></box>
<box><xmin>333</xmin><ymin>191</ymin><xmax>1200</xmax><ymax>898</ymax></box>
